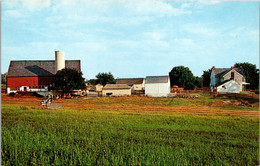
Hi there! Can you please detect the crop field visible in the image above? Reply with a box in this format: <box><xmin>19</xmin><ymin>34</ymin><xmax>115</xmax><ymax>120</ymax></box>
<box><xmin>1</xmin><ymin>94</ymin><xmax>259</xmax><ymax>165</ymax></box>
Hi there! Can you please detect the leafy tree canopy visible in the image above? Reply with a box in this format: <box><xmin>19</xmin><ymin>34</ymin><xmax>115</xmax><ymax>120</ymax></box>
<box><xmin>95</xmin><ymin>72</ymin><xmax>115</xmax><ymax>85</ymax></box>
<box><xmin>51</xmin><ymin>68</ymin><xmax>86</xmax><ymax>92</ymax></box>
<box><xmin>202</xmin><ymin>69</ymin><xmax>211</xmax><ymax>87</ymax></box>
<box><xmin>169</xmin><ymin>66</ymin><xmax>195</xmax><ymax>90</ymax></box>
<box><xmin>1</xmin><ymin>73</ymin><xmax>7</xmax><ymax>85</ymax></box>
<box><xmin>194</xmin><ymin>76</ymin><xmax>202</xmax><ymax>89</ymax></box>
<box><xmin>234</xmin><ymin>62</ymin><xmax>259</xmax><ymax>89</ymax></box>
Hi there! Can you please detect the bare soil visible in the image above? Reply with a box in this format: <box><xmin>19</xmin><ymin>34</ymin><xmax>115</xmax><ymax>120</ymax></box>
<box><xmin>2</xmin><ymin>94</ymin><xmax>259</xmax><ymax>117</ymax></box>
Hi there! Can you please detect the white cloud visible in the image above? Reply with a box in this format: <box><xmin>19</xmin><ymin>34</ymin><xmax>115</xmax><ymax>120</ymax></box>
<box><xmin>3</xmin><ymin>0</ymin><xmax>51</xmax><ymax>11</ymax></box>
<box><xmin>183</xmin><ymin>23</ymin><xmax>221</xmax><ymax>38</ymax></box>
<box><xmin>4</xmin><ymin>10</ymin><xmax>26</xmax><ymax>18</ymax></box>
<box><xmin>197</xmin><ymin>0</ymin><xmax>221</xmax><ymax>5</ymax></box>
<box><xmin>143</xmin><ymin>31</ymin><xmax>165</xmax><ymax>41</ymax></box>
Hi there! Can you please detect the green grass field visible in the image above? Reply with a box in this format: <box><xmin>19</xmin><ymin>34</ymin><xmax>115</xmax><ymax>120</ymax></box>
<box><xmin>2</xmin><ymin>95</ymin><xmax>259</xmax><ymax>165</ymax></box>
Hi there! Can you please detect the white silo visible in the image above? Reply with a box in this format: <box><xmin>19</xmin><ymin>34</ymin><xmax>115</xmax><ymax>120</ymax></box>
<box><xmin>55</xmin><ymin>51</ymin><xmax>65</xmax><ymax>72</ymax></box>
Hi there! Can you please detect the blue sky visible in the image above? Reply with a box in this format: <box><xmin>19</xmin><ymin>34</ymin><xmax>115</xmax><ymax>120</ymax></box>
<box><xmin>2</xmin><ymin>0</ymin><xmax>259</xmax><ymax>80</ymax></box>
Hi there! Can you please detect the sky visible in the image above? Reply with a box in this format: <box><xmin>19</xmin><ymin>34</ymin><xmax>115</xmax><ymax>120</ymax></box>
<box><xmin>2</xmin><ymin>0</ymin><xmax>259</xmax><ymax>80</ymax></box>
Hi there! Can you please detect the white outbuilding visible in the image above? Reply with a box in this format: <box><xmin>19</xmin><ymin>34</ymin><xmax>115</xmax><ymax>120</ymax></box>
<box><xmin>145</xmin><ymin>76</ymin><xmax>170</xmax><ymax>97</ymax></box>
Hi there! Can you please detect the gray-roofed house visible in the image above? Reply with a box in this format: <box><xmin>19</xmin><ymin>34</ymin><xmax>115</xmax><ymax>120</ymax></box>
<box><xmin>102</xmin><ymin>84</ymin><xmax>132</xmax><ymax>96</ymax></box>
<box><xmin>116</xmin><ymin>78</ymin><xmax>145</xmax><ymax>90</ymax></box>
<box><xmin>145</xmin><ymin>76</ymin><xmax>170</xmax><ymax>97</ymax></box>
<box><xmin>6</xmin><ymin>51</ymin><xmax>81</xmax><ymax>93</ymax></box>
<box><xmin>210</xmin><ymin>66</ymin><xmax>249</xmax><ymax>93</ymax></box>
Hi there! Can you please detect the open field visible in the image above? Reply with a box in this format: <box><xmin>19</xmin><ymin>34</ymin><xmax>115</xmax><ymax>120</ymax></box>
<box><xmin>2</xmin><ymin>94</ymin><xmax>259</xmax><ymax>165</ymax></box>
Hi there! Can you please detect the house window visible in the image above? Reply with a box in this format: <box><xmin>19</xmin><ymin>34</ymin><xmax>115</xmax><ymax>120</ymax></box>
<box><xmin>231</xmin><ymin>72</ymin><xmax>234</xmax><ymax>80</ymax></box>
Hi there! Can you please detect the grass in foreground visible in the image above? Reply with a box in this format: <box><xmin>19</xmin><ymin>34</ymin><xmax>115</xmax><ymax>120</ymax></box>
<box><xmin>2</xmin><ymin>104</ymin><xmax>259</xmax><ymax>165</ymax></box>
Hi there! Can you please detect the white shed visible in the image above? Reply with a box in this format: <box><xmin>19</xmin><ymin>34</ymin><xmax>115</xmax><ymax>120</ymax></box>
<box><xmin>145</xmin><ymin>76</ymin><xmax>170</xmax><ymax>97</ymax></box>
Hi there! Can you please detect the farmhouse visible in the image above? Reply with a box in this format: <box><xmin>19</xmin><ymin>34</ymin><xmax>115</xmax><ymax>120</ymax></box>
<box><xmin>6</xmin><ymin>51</ymin><xmax>81</xmax><ymax>94</ymax></box>
<box><xmin>102</xmin><ymin>84</ymin><xmax>132</xmax><ymax>96</ymax></box>
<box><xmin>116</xmin><ymin>78</ymin><xmax>145</xmax><ymax>90</ymax></box>
<box><xmin>145</xmin><ymin>76</ymin><xmax>170</xmax><ymax>97</ymax></box>
<box><xmin>210</xmin><ymin>66</ymin><xmax>249</xmax><ymax>93</ymax></box>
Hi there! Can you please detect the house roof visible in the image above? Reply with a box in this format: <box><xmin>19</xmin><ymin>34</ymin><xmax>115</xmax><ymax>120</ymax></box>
<box><xmin>217</xmin><ymin>79</ymin><xmax>239</xmax><ymax>88</ymax></box>
<box><xmin>145</xmin><ymin>76</ymin><xmax>169</xmax><ymax>84</ymax></box>
<box><xmin>7</xmin><ymin>60</ymin><xmax>81</xmax><ymax>77</ymax></box>
<box><xmin>103</xmin><ymin>84</ymin><xmax>132</xmax><ymax>90</ymax></box>
<box><xmin>213</xmin><ymin>68</ymin><xmax>245</xmax><ymax>78</ymax></box>
<box><xmin>116</xmin><ymin>78</ymin><xmax>144</xmax><ymax>85</ymax></box>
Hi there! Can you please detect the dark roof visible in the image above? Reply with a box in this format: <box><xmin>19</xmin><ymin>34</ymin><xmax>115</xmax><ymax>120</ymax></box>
<box><xmin>7</xmin><ymin>60</ymin><xmax>81</xmax><ymax>77</ymax></box>
<box><xmin>103</xmin><ymin>84</ymin><xmax>131</xmax><ymax>90</ymax></box>
<box><xmin>212</xmin><ymin>68</ymin><xmax>245</xmax><ymax>78</ymax></box>
<box><xmin>216</xmin><ymin>79</ymin><xmax>233</xmax><ymax>87</ymax></box>
<box><xmin>116</xmin><ymin>78</ymin><xmax>144</xmax><ymax>85</ymax></box>
<box><xmin>145</xmin><ymin>76</ymin><xmax>169</xmax><ymax>84</ymax></box>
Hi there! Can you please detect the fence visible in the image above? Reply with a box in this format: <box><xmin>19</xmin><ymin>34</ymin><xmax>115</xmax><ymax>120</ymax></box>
<box><xmin>171</xmin><ymin>87</ymin><xmax>211</xmax><ymax>95</ymax></box>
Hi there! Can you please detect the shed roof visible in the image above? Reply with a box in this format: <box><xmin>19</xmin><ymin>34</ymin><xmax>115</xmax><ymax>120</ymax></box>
<box><xmin>7</xmin><ymin>60</ymin><xmax>81</xmax><ymax>77</ymax></box>
<box><xmin>145</xmin><ymin>76</ymin><xmax>169</xmax><ymax>84</ymax></box>
<box><xmin>116</xmin><ymin>78</ymin><xmax>144</xmax><ymax>85</ymax></box>
<box><xmin>103</xmin><ymin>84</ymin><xmax>132</xmax><ymax>90</ymax></box>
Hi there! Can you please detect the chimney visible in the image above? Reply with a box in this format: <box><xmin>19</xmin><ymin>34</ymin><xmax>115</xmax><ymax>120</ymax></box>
<box><xmin>55</xmin><ymin>51</ymin><xmax>65</xmax><ymax>72</ymax></box>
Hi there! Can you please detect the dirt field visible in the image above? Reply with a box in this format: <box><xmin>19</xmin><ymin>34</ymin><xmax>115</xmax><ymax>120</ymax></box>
<box><xmin>2</xmin><ymin>94</ymin><xmax>259</xmax><ymax>117</ymax></box>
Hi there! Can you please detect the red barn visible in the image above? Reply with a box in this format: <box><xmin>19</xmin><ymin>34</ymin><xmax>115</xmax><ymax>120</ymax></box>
<box><xmin>6</xmin><ymin>51</ymin><xmax>81</xmax><ymax>93</ymax></box>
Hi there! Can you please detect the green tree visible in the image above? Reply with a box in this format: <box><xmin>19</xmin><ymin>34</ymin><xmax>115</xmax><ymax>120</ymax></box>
<box><xmin>87</xmin><ymin>79</ymin><xmax>98</xmax><ymax>85</ymax></box>
<box><xmin>234</xmin><ymin>62</ymin><xmax>259</xmax><ymax>89</ymax></box>
<box><xmin>169</xmin><ymin>66</ymin><xmax>195</xmax><ymax>90</ymax></box>
<box><xmin>1</xmin><ymin>73</ymin><xmax>7</xmax><ymax>85</ymax></box>
<box><xmin>194</xmin><ymin>76</ymin><xmax>202</xmax><ymax>89</ymax></box>
<box><xmin>95</xmin><ymin>72</ymin><xmax>115</xmax><ymax>85</ymax></box>
<box><xmin>202</xmin><ymin>69</ymin><xmax>211</xmax><ymax>87</ymax></box>
<box><xmin>51</xmin><ymin>68</ymin><xmax>86</xmax><ymax>92</ymax></box>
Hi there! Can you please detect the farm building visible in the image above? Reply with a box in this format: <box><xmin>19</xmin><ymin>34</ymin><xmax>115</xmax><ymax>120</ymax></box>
<box><xmin>6</xmin><ymin>51</ymin><xmax>81</xmax><ymax>94</ymax></box>
<box><xmin>145</xmin><ymin>76</ymin><xmax>170</xmax><ymax>97</ymax></box>
<box><xmin>116</xmin><ymin>78</ymin><xmax>145</xmax><ymax>90</ymax></box>
<box><xmin>102</xmin><ymin>84</ymin><xmax>132</xmax><ymax>96</ymax></box>
<box><xmin>95</xmin><ymin>84</ymin><xmax>104</xmax><ymax>92</ymax></box>
<box><xmin>210</xmin><ymin>66</ymin><xmax>249</xmax><ymax>93</ymax></box>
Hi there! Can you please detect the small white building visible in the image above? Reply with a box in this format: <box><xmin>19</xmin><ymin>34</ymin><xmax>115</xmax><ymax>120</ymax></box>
<box><xmin>102</xmin><ymin>84</ymin><xmax>132</xmax><ymax>96</ymax></box>
<box><xmin>145</xmin><ymin>76</ymin><xmax>170</xmax><ymax>97</ymax></box>
<box><xmin>95</xmin><ymin>84</ymin><xmax>103</xmax><ymax>92</ymax></box>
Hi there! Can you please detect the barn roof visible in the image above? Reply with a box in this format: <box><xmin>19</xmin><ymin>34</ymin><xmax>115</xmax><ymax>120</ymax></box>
<box><xmin>7</xmin><ymin>60</ymin><xmax>81</xmax><ymax>77</ymax></box>
<box><xmin>116</xmin><ymin>78</ymin><xmax>144</xmax><ymax>85</ymax></box>
<box><xmin>103</xmin><ymin>84</ymin><xmax>132</xmax><ymax>90</ymax></box>
<box><xmin>145</xmin><ymin>76</ymin><xmax>169</xmax><ymax>84</ymax></box>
